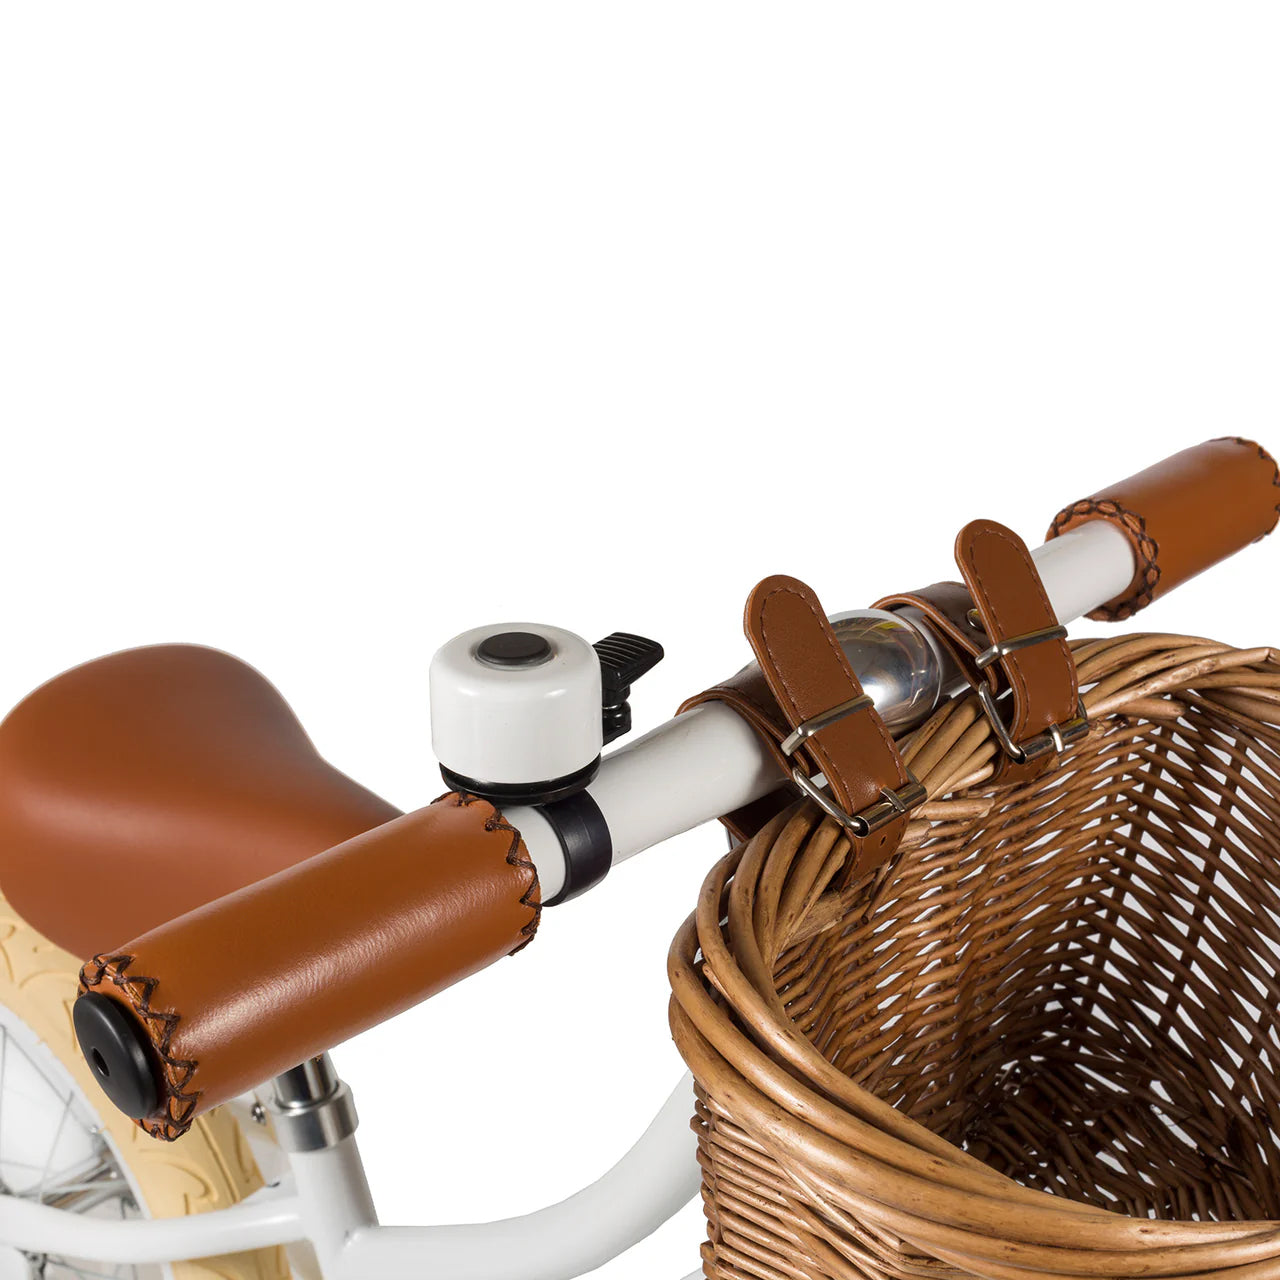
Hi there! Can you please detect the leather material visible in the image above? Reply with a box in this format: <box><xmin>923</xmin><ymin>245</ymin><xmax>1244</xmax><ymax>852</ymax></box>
<box><xmin>0</xmin><ymin>645</ymin><xmax>402</xmax><ymax>958</ymax></box>
<box><xmin>684</xmin><ymin>575</ymin><xmax>914</xmax><ymax>878</ymax></box>
<box><xmin>871</xmin><ymin>578</ymin><xmax>997</xmax><ymax>694</ymax></box>
<box><xmin>879</xmin><ymin>521</ymin><xmax>1081</xmax><ymax>785</ymax></box>
<box><xmin>955</xmin><ymin>519</ymin><xmax>1080</xmax><ymax>784</ymax></box>
<box><xmin>1048</xmin><ymin>436</ymin><xmax>1280</xmax><ymax>620</ymax></box>
<box><xmin>80</xmin><ymin>792</ymin><xmax>541</xmax><ymax>1141</ymax></box>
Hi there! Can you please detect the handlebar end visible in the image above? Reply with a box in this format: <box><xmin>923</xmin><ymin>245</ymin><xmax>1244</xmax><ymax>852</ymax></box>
<box><xmin>74</xmin><ymin>991</ymin><xmax>161</xmax><ymax>1122</ymax></box>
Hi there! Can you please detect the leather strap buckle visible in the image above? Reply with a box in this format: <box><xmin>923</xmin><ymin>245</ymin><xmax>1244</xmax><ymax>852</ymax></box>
<box><xmin>974</xmin><ymin>622</ymin><xmax>1087</xmax><ymax>764</ymax></box>
<box><xmin>677</xmin><ymin>573</ymin><xmax>919</xmax><ymax>861</ymax></box>
<box><xmin>781</xmin><ymin>692</ymin><xmax>926</xmax><ymax>836</ymax></box>
<box><xmin>877</xmin><ymin>521</ymin><xmax>1085</xmax><ymax>785</ymax></box>
<box><xmin>790</xmin><ymin>765</ymin><xmax>927</xmax><ymax>837</ymax></box>
<box><xmin>977</xmin><ymin>680</ymin><xmax>1089</xmax><ymax>764</ymax></box>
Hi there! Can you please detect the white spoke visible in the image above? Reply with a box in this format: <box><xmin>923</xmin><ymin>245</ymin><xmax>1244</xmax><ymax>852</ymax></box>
<box><xmin>42</xmin><ymin>1173</ymin><xmax>129</xmax><ymax>1214</ymax></box>
<box><xmin>35</xmin><ymin>1092</ymin><xmax>74</xmax><ymax>1205</ymax></box>
<box><xmin>38</xmin><ymin>1177</ymin><xmax>122</xmax><ymax>1198</ymax></box>
<box><xmin>46</xmin><ymin>1264</ymin><xmax>128</xmax><ymax>1280</ymax></box>
<box><xmin>0</xmin><ymin>1007</ymin><xmax>159</xmax><ymax>1278</ymax></box>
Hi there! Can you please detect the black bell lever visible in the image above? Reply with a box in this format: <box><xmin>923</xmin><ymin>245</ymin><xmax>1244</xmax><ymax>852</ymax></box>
<box><xmin>593</xmin><ymin>633</ymin><xmax>665</xmax><ymax>745</ymax></box>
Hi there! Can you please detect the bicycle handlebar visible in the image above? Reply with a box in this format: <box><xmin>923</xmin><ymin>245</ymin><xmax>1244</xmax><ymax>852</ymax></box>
<box><xmin>1046</xmin><ymin>436</ymin><xmax>1280</xmax><ymax>619</ymax></box>
<box><xmin>76</xmin><ymin>793</ymin><xmax>539</xmax><ymax>1139</ymax></box>
<box><xmin>71</xmin><ymin>437</ymin><xmax>1279</xmax><ymax>1138</ymax></box>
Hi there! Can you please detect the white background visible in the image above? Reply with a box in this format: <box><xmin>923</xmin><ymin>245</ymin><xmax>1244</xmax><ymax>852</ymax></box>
<box><xmin>1</xmin><ymin>5</ymin><xmax>1277</xmax><ymax>1276</ymax></box>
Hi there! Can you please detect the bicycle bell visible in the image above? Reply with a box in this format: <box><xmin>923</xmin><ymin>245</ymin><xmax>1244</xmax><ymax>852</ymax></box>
<box><xmin>430</xmin><ymin>623</ymin><xmax>663</xmax><ymax>806</ymax></box>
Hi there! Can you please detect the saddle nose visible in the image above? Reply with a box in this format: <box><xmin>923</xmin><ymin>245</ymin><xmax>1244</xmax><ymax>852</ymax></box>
<box><xmin>0</xmin><ymin>644</ymin><xmax>400</xmax><ymax>958</ymax></box>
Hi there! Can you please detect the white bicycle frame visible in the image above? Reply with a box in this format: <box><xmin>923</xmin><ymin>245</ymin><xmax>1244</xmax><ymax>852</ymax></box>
<box><xmin>1</xmin><ymin>519</ymin><xmax>1136</xmax><ymax>1279</ymax></box>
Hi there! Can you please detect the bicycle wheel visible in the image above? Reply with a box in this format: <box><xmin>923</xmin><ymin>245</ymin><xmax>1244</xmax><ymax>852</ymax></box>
<box><xmin>0</xmin><ymin>890</ymin><xmax>292</xmax><ymax>1280</ymax></box>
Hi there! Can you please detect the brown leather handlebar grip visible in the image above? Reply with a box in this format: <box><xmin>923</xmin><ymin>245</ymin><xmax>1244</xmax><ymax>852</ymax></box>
<box><xmin>76</xmin><ymin>793</ymin><xmax>541</xmax><ymax>1141</ymax></box>
<box><xmin>1047</xmin><ymin>437</ymin><xmax>1280</xmax><ymax>621</ymax></box>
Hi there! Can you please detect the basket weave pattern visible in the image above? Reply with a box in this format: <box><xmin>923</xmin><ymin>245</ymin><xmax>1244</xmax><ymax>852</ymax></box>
<box><xmin>670</xmin><ymin>635</ymin><xmax>1280</xmax><ymax>1279</ymax></box>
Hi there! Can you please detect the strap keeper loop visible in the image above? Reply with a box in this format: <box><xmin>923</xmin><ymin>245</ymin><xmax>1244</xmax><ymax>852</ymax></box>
<box><xmin>974</xmin><ymin>624</ymin><xmax>1068</xmax><ymax>671</ymax></box>
<box><xmin>779</xmin><ymin>694</ymin><xmax>873</xmax><ymax>757</ymax></box>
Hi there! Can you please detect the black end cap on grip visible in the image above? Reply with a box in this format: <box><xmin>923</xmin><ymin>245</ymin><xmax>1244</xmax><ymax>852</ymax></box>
<box><xmin>74</xmin><ymin>992</ymin><xmax>161</xmax><ymax>1121</ymax></box>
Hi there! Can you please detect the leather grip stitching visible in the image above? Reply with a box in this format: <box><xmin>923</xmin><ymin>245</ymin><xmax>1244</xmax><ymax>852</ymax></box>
<box><xmin>450</xmin><ymin>791</ymin><xmax>542</xmax><ymax>951</ymax></box>
<box><xmin>1217</xmin><ymin>436</ymin><xmax>1280</xmax><ymax>523</ymax></box>
<box><xmin>78</xmin><ymin>953</ymin><xmax>201</xmax><ymax>1142</ymax></box>
<box><xmin>1049</xmin><ymin>498</ymin><xmax>1161</xmax><ymax>621</ymax></box>
<box><xmin>82</xmin><ymin>795</ymin><xmax>543</xmax><ymax>1144</ymax></box>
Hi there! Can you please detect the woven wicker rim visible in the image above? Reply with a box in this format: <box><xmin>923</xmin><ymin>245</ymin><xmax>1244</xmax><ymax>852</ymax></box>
<box><xmin>670</xmin><ymin>634</ymin><xmax>1280</xmax><ymax>1278</ymax></box>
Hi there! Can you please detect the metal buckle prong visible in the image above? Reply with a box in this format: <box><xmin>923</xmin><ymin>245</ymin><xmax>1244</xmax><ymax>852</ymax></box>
<box><xmin>780</xmin><ymin>691</ymin><xmax>926</xmax><ymax>836</ymax></box>
<box><xmin>970</xmin><ymin>621</ymin><xmax>1087</xmax><ymax>764</ymax></box>
<box><xmin>779</xmin><ymin>693</ymin><xmax>873</xmax><ymax>757</ymax></box>
<box><xmin>790</xmin><ymin>768</ymin><xmax>927</xmax><ymax>837</ymax></box>
<box><xmin>978</xmin><ymin>686</ymin><xmax>1089</xmax><ymax>765</ymax></box>
<box><xmin>974</xmin><ymin>624</ymin><xmax>1068</xmax><ymax>671</ymax></box>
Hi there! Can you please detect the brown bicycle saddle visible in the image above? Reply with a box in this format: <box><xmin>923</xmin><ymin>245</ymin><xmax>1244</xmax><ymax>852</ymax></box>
<box><xmin>0</xmin><ymin>644</ymin><xmax>400</xmax><ymax>957</ymax></box>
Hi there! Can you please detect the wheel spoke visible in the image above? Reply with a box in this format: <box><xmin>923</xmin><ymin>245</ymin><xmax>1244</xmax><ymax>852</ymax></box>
<box><xmin>34</xmin><ymin>1093</ymin><xmax>74</xmax><ymax>1205</ymax></box>
<box><xmin>45</xmin><ymin>1262</ymin><xmax>130</xmax><ymax>1280</ymax></box>
<box><xmin>39</xmin><ymin>1163</ymin><xmax>128</xmax><ymax>1213</ymax></box>
<box><xmin>0</xmin><ymin>1007</ymin><xmax>159</xmax><ymax>1278</ymax></box>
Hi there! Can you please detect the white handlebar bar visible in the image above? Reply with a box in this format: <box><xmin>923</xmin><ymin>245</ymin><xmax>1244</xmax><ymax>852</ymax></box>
<box><xmin>517</xmin><ymin>518</ymin><xmax>1136</xmax><ymax>900</ymax></box>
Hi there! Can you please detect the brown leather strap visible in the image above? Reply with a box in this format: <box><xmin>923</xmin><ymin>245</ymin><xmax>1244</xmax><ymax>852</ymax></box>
<box><xmin>872</xmin><ymin>580</ymin><xmax>995</xmax><ymax>691</ymax></box>
<box><xmin>677</xmin><ymin>661</ymin><xmax>797</xmax><ymax>842</ymax></box>
<box><xmin>685</xmin><ymin>575</ymin><xmax>918</xmax><ymax>876</ymax></box>
<box><xmin>1048</xmin><ymin>437</ymin><xmax>1280</xmax><ymax>620</ymax></box>
<box><xmin>79</xmin><ymin>793</ymin><xmax>540</xmax><ymax>1141</ymax></box>
<box><xmin>879</xmin><ymin>521</ymin><xmax>1082</xmax><ymax>785</ymax></box>
<box><xmin>956</xmin><ymin>519</ymin><xmax>1082</xmax><ymax>784</ymax></box>
<box><xmin>683</xmin><ymin>664</ymin><xmax>794</xmax><ymax>782</ymax></box>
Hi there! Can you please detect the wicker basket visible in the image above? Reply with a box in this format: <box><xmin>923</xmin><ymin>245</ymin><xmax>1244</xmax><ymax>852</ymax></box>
<box><xmin>670</xmin><ymin>634</ymin><xmax>1280</xmax><ymax>1280</ymax></box>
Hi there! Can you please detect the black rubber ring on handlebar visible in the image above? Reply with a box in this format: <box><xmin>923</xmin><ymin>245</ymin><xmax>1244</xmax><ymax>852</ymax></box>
<box><xmin>538</xmin><ymin>789</ymin><xmax>612</xmax><ymax>906</ymax></box>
